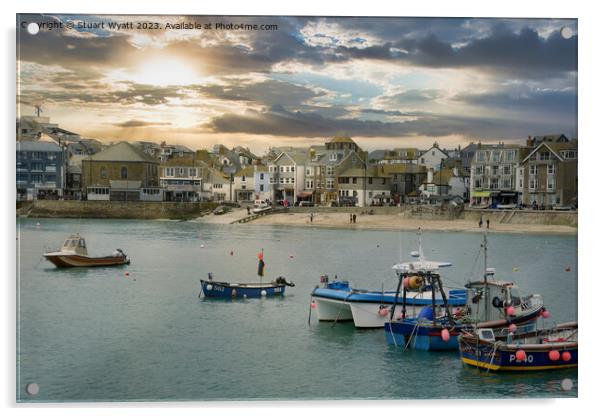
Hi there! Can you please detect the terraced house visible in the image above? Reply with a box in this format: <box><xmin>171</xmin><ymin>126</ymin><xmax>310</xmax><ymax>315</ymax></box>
<box><xmin>268</xmin><ymin>150</ymin><xmax>308</xmax><ymax>205</ymax></box>
<box><xmin>16</xmin><ymin>140</ymin><xmax>66</xmax><ymax>200</ymax></box>
<box><xmin>160</xmin><ymin>157</ymin><xmax>211</xmax><ymax>202</ymax></box>
<box><xmin>469</xmin><ymin>143</ymin><xmax>525</xmax><ymax>208</ymax></box>
<box><xmin>519</xmin><ymin>137</ymin><xmax>577</xmax><ymax>208</ymax></box>
<box><xmin>305</xmin><ymin>136</ymin><xmax>367</xmax><ymax>206</ymax></box>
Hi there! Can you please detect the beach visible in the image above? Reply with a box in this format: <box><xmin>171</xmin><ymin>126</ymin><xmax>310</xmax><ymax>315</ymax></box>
<box><xmin>193</xmin><ymin>209</ymin><xmax>577</xmax><ymax>235</ymax></box>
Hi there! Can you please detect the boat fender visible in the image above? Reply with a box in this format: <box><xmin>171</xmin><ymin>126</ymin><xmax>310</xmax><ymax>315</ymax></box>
<box><xmin>378</xmin><ymin>306</ymin><xmax>389</xmax><ymax>317</ymax></box>
<box><xmin>206</xmin><ymin>284</ymin><xmax>213</xmax><ymax>291</ymax></box>
<box><xmin>232</xmin><ymin>289</ymin><xmax>237</xmax><ymax>297</ymax></box>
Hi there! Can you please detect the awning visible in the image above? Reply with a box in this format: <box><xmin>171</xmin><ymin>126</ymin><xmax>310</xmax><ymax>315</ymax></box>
<box><xmin>297</xmin><ymin>191</ymin><xmax>313</xmax><ymax>197</ymax></box>
<box><xmin>500</xmin><ymin>192</ymin><xmax>518</xmax><ymax>197</ymax></box>
<box><xmin>471</xmin><ymin>191</ymin><xmax>491</xmax><ymax>198</ymax></box>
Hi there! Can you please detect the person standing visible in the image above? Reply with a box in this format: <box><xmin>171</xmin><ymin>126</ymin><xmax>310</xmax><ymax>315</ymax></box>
<box><xmin>352</xmin><ymin>213</ymin><xmax>357</xmax><ymax>224</ymax></box>
<box><xmin>310</xmin><ymin>212</ymin><xmax>314</xmax><ymax>223</ymax></box>
<box><xmin>486</xmin><ymin>218</ymin><xmax>490</xmax><ymax>229</ymax></box>
<box><xmin>350</xmin><ymin>213</ymin><xmax>353</xmax><ymax>223</ymax></box>
<box><xmin>478</xmin><ymin>216</ymin><xmax>483</xmax><ymax>228</ymax></box>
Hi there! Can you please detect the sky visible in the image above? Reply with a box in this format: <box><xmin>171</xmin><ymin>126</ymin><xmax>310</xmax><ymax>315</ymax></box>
<box><xmin>16</xmin><ymin>14</ymin><xmax>577</xmax><ymax>154</ymax></box>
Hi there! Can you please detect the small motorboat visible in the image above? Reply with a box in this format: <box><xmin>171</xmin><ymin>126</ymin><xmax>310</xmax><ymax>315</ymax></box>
<box><xmin>458</xmin><ymin>322</ymin><xmax>577</xmax><ymax>371</ymax></box>
<box><xmin>43</xmin><ymin>234</ymin><xmax>130</xmax><ymax>268</ymax></box>
<box><xmin>199</xmin><ymin>250</ymin><xmax>294</xmax><ymax>299</ymax></box>
<box><xmin>199</xmin><ymin>276</ymin><xmax>295</xmax><ymax>298</ymax></box>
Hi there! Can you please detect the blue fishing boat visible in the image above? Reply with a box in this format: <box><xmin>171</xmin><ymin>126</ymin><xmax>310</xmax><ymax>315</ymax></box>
<box><xmin>458</xmin><ymin>322</ymin><xmax>577</xmax><ymax>371</ymax></box>
<box><xmin>385</xmin><ymin>233</ymin><xmax>545</xmax><ymax>351</ymax></box>
<box><xmin>199</xmin><ymin>250</ymin><xmax>294</xmax><ymax>299</ymax></box>
<box><xmin>311</xmin><ymin>230</ymin><xmax>466</xmax><ymax>328</ymax></box>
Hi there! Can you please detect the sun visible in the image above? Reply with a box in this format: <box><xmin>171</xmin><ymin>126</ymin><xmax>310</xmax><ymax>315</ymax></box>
<box><xmin>110</xmin><ymin>57</ymin><xmax>201</xmax><ymax>87</ymax></box>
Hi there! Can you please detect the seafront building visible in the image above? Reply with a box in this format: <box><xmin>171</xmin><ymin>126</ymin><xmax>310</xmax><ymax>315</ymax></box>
<box><xmin>82</xmin><ymin>141</ymin><xmax>162</xmax><ymax>201</ymax></box>
<box><xmin>519</xmin><ymin>137</ymin><xmax>578</xmax><ymax>208</ymax></box>
<box><xmin>16</xmin><ymin>140</ymin><xmax>66</xmax><ymax>200</ymax></box>
<box><xmin>159</xmin><ymin>157</ymin><xmax>211</xmax><ymax>202</ymax></box>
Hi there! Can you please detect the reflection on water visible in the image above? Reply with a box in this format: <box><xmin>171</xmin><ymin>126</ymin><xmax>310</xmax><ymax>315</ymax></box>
<box><xmin>17</xmin><ymin>218</ymin><xmax>577</xmax><ymax>401</ymax></box>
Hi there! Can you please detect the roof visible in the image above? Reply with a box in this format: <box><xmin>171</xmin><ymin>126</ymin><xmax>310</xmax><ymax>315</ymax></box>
<box><xmin>381</xmin><ymin>164</ymin><xmax>426</xmax><ymax>174</ymax></box>
<box><xmin>532</xmin><ymin>134</ymin><xmax>569</xmax><ymax>144</ymax></box>
<box><xmin>160</xmin><ymin>157</ymin><xmax>209</xmax><ymax>167</ymax></box>
<box><xmin>234</xmin><ymin>166</ymin><xmax>254</xmax><ymax>177</ymax></box>
<box><xmin>17</xmin><ymin>140</ymin><xmax>62</xmax><ymax>152</ymax></box>
<box><xmin>329</xmin><ymin>135</ymin><xmax>356</xmax><ymax>144</ymax></box>
<box><xmin>88</xmin><ymin>141</ymin><xmax>159</xmax><ymax>163</ymax></box>
<box><xmin>521</xmin><ymin>142</ymin><xmax>565</xmax><ymax>164</ymax></box>
<box><xmin>338</xmin><ymin>166</ymin><xmax>389</xmax><ymax>178</ymax></box>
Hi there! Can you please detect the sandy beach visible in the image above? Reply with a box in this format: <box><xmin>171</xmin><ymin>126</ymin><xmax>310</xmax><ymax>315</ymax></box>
<box><xmin>218</xmin><ymin>211</ymin><xmax>577</xmax><ymax>235</ymax></box>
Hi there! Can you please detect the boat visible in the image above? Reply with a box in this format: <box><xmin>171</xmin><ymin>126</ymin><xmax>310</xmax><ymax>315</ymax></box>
<box><xmin>252</xmin><ymin>203</ymin><xmax>272</xmax><ymax>214</ymax></box>
<box><xmin>199</xmin><ymin>251</ymin><xmax>294</xmax><ymax>299</ymax></box>
<box><xmin>384</xmin><ymin>233</ymin><xmax>544</xmax><ymax>351</ymax></box>
<box><xmin>43</xmin><ymin>234</ymin><xmax>130</xmax><ymax>268</ymax></box>
<box><xmin>310</xmin><ymin>232</ymin><xmax>467</xmax><ymax>328</ymax></box>
<box><xmin>458</xmin><ymin>322</ymin><xmax>577</xmax><ymax>371</ymax></box>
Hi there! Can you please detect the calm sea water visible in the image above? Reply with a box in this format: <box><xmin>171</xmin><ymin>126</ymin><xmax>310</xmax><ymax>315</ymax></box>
<box><xmin>16</xmin><ymin>218</ymin><xmax>578</xmax><ymax>402</ymax></box>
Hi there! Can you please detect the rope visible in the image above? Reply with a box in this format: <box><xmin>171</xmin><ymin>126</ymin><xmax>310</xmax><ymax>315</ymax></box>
<box><xmin>403</xmin><ymin>320</ymin><xmax>421</xmax><ymax>351</ymax></box>
<box><xmin>486</xmin><ymin>341</ymin><xmax>503</xmax><ymax>373</ymax></box>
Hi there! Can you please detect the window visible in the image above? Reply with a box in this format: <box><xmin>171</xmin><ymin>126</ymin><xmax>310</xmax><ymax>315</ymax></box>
<box><xmin>474</xmin><ymin>165</ymin><xmax>483</xmax><ymax>175</ymax></box>
<box><xmin>529</xmin><ymin>178</ymin><xmax>538</xmax><ymax>190</ymax></box>
<box><xmin>326</xmin><ymin>179</ymin><xmax>334</xmax><ymax>189</ymax></box>
<box><xmin>260</xmin><ymin>185</ymin><xmax>264</xmax><ymax>192</ymax></box>
<box><xmin>121</xmin><ymin>167</ymin><xmax>128</xmax><ymax>179</ymax></box>
<box><xmin>474</xmin><ymin>178</ymin><xmax>482</xmax><ymax>188</ymax></box>
<box><xmin>291</xmin><ymin>178</ymin><xmax>295</xmax><ymax>184</ymax></box>
<box><xmin>381</xmin><ymin>178</ymin><xmax>386</xmax><ymax>185</ymax></box>
<box><xmin>352</xmin><ymin>177</ymin><xmax>357</xmax><ymax>184</ymax></box>
<box><xmin>504</xmin><ymin>150</ymin><xmax>514</xmax><ymax>161</ymax></box>
<box><xmin>285</xmin><ymin>178</ymin><xmax>290</xmax><ymax>184</ymax></box>
<box><xmin>368</xmin><ymin>178</ymin><xmax>373</xmax><ymax>185</ymax></box>
<box><xmin>306</xmin><ymin>168</ymin><xmax>311</xmax><ymax>175</ymax></box>
<box><xmin>432</xmin><ymin>151</ymin><xmax>435</xmax><ymax>156</ymax></box>
<box><xmin>490</xmin><ymin>178</ymin><xmax>499</xmax><ymax>189</ymax></box>
<box><xmin>31</xmin><ymin>174</ymin><xmax>42</xmax><ymax>183</ymax></box>
<box><xmin>100</xmin><ymin>167</ymin><xmax>107</xmax><ymax>179</ymax></box>
<box><xmin>502</xmin><ymin>178</ymin><xmax>512</xmax><ymax>189</ymax></box>
<box><xmin>285</xmin><ymin>166</ymin><xmax>290</xmax><ymax>173</ymax></box>
<box><xmin>260</xmin><ymin>173</ymin><xmax>264</xmax><ymax>180</ymax></box>
<box><xmin>326</xmin><ymin>166</ymin><xmax>334</xmax><ymax>175</ymax></box>
<box><xmin>547</xmin><ymin>176</ymin><xmax>555</xmax><ymax>190</ymax></box>
<box><xmin>476</xmin><ymin>151</ymin><xmax>485</xmax><ymax>162</ymax></box>
<box><xmin>492</xmin><ymin>151</ymin><xmax>500</xmax><ymax>162</ymax></box>
<box><xmin>165</xmin><ymin>168</ymin><xmax>174</xmax><ymax>177</ymax></box>
<box><xmin>280</xmin><ymin>166</ymin><xmax>284</xmax><ymax>173</ymax></box>
<box><xmin>519</xmin><ymin>179</ymin><xmax>523</xmax><ymax>188</ymax></box>
<box><xmin>291</xmin><ymin>166</ymin><xmax>295</xmax><ymax>172</ymax></box>
<box><xmin>548</xmin><ymin>165</ymin><xmax>556</xmax><ymax>175</ymax></box>
<box><xmin>529</xmin><ymin>165</ymin><xmax>538</xmax><ymax>176</ymax></box>
<box><xmin>502</xmin><ymin>165</ymin><xmax>511</xmax><ymax>176</ymax></box>
<box><xmin>189</xmin><ymin>168</ymin><xmax>197</xmax><ymax>177</ymax></box>
<box><xmin>491</xmin><ymin>165</ymin><xmax>499</xmax><ymax>175</ymax></box>
<box><xmin>31</xmin><ymin>162</ymin><xmax>43</xmax><ymax>171</ymax></box>
<box><xmin>242</xmin><ymin>175</ymin><xmax>246</xmax><ymax>182</ymax></box>
<box><xmin>539</xmin><ymin>151</ymin><xmax>550</xmax><ymax>161</ymax></box>
<box><xmin>279</xmin><ymin>178</ymin><xmax>284</xmax><ymax>184</ymax></box>
<box><xmin>330</xmin><ymin>153</ymin><xmax>338</xmax><ymax>161</ymax></box>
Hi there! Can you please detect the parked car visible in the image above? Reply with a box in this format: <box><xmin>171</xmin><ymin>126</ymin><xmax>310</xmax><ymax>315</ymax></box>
<box><xmin>213</xmin><ymin>205</ymin><xmax>232</xmax><ymax>215</ymax></box>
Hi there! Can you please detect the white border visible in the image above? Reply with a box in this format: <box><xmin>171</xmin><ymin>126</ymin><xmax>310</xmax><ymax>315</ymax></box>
<box><xmin>2</xmin><ymin>1</ymin><xmax>598</xmax><ymax>415</ymax></box>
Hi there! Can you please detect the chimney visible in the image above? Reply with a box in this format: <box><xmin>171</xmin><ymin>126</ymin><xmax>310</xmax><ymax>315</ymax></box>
<box><xmin>427</xmin><ymin>168</ymin><xmax>434</xmax><ymax>183</ymax></box>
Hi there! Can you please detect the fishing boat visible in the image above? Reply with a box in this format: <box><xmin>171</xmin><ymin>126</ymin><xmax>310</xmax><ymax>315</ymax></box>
<box><xmin>310</xmin><ymin>232</ymin><xmax>467</xmax><ymax>328</ymax></box>
<box><xmin>199</xmin><ymin>251</ymin><xmax>295</xmax><ymax>299</ymax></box>
<box><xmin>384</xmin><ymin>233</ymin><xmax>544</xmax><ymax>351</ymax></box>
<box><xmin>43</xmin><ymin>234</ymin><xmax>130</xmax><ymax>268</ymax></box>
<box><xmin>458</xmin><ymin>322</ymin><xmax>577</xmax><ymax>371</ymax></box>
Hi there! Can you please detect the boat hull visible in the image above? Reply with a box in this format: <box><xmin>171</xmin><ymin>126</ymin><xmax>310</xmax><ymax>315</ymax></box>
<box><xmin>44</xmin><ymin>254</ymin><xmax>130</xmax><ymax>268</ymax></box>
<box><xmin>200</xmin><ymin>280</ymin><xmax>287</xmax><ymax>298</ymax></box>
<box><xmin>312</xmin><ymin>287</ymin><xmax>467</xmax><ymax>328</ymax></box>
<box><xmin>384</xmin><ymin>306</ymin><xmax>543</xmax><ymax>351</ymax></box>
<box><xmin>459</xmin><ymin>323</ymin><xmax>578</xmax><ymax>371</ymax></box>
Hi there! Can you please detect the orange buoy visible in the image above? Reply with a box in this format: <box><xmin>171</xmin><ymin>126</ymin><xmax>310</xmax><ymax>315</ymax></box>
<box><xmin>515</xmin><ymin>350</ymin><xmax>526</xmax><ymax>362</ymax></box>
<box><xmin>549</xmin><ymin>350</ymin><xmax>560</xmax><ymax>361</ymax></box>
<box><xmin>441</xmin><ymin>328</ymin><xmax>450</xmax><ymax>342</ymax></box>
<box><xmin>562</xmin><ymin>351</ymin><xmax>572</xmax><ymax>361</ymax></box>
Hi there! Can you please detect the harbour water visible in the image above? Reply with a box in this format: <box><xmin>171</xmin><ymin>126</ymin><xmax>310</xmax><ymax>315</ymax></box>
<box><xmin>16</xmin><ymin>218</ymin><xmax>578</xmax><ymax>401</ymax></box>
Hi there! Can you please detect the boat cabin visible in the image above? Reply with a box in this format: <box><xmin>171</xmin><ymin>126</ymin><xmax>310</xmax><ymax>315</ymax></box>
<box><xmin>60</xmin><ymin>235</ymin><xmax>89</xmax><ymax>256</ymax></box>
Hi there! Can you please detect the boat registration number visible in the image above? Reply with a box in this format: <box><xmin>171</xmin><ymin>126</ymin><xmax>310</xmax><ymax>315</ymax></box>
<box><xmin>509</xmin><ymin>354</ymin><xmax>534</xmax><ymax>363</ymax></box>
<box><xmin>213</xmin><ymin>285</ymin><xmax>224</xmax><ymax>292</ymax></box>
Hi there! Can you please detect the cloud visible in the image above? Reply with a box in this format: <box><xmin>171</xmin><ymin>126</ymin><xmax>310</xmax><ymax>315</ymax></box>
<box><xmin>112</xmin><ymin>120</ymin><xmax>172</xmax><ymax>128</ymax></box>
<box><xmin>202</xmin><ymin>105</ymin><xmax>573</xmax><ymax>140</ymax></box>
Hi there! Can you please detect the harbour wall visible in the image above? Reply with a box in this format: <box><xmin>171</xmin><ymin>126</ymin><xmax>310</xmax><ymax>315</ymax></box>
<box><xmin>17</xmin><ymin>200</ymin><xmax>217</xmax><ymax>220</ymax></box>
<box><xmin>16</xmin><ymin>201</ymin><xmax>577</xmax><ymax>227</ymax></box>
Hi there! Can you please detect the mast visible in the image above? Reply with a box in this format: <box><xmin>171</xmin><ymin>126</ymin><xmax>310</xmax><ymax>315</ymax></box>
<box><xmin>483</xmin><ymin>233</ymin><xmax>488</xmax><ymax>321</ymax></box>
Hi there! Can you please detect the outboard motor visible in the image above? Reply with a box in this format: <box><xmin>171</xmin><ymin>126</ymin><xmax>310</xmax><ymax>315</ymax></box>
<box><xmin>275</xmin><ymin>276</ymin><xmax>295</xmax><ymax>287</ymax></box>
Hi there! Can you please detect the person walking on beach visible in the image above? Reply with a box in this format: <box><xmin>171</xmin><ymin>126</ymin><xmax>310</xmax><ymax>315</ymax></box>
<box><xmin>478</xmin><ymin>216</ymin><xmax>483</xmax><ymax>228</ymax></box>
<box><xmin>352</xmin><ymin>213</ymin><xmax>357</xmax><ymax>224</ymax></box>
<box><xmin>350</xmin><ymin>213</ymin><xmax>353</xmax><ymax>223</ymax></box>
<box><xmin>310</xmin><ymin>212</ymin><xmax>314</xmax><ymax>223</ymax></box>
<box><xmin>247</xmin><ymin>206</ymin><xmax>251</xmax><ymax>215</ymax></box>
<box><xmin>486</xmin><ymin>218</ymin><xmax>490</xmax><ymax>229</ymax></box>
